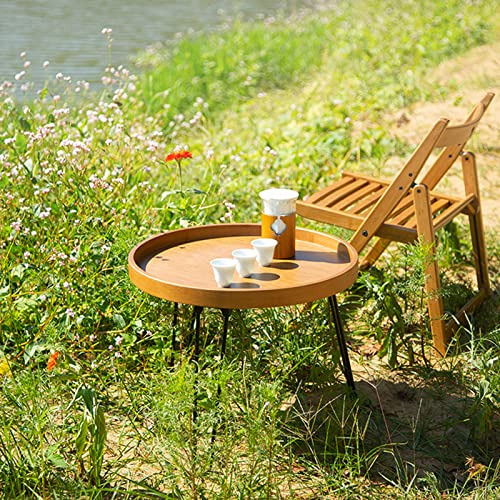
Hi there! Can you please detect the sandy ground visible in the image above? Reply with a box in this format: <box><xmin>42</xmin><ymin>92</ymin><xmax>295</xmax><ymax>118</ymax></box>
<box><xmin>386</xmin><ymin>42</ymin><xmax>500</xmax><ymax>228</ymax></box>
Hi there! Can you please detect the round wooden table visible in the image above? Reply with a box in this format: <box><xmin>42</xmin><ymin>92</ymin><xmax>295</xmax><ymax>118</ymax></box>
<box><xmin>128</xmin><ymin>223</ymin><xmax>358</xmax><ymax>389</ymax></box>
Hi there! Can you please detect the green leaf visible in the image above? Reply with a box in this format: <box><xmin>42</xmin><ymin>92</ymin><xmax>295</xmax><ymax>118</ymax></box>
<box><xmin>15</xmin><ymin>133</ymin><xmax>27</xmax><ymax>154</ymax></box>
<box><xmin>46</xmin><ymin>445</ymin><xmax>69</xmax><ymax>469</ymax></box>
<box><xmin>75</xmin><ymin>417</ymin><xmax>89</xmax><ymax>458</ymax></box>
<box><xmin>112</xmin><ymin>313</ymin><xmax>126</xmax><ymax>329</ymax></box>
<box><xmin>23</xmin><ymin>341</ymin><xmax>47</xmax><ymax>364</ymax></box>
<box><xmin>11</xmin><ymin>263</ymin><xmax>29</xmax><ymax>280</ymax></box>
<box><xmin>14</xmin><ymin>296</ymin><xmax>39</xmax><ymax>312</ymax></box>
<box><xmin>19</xmin><ymin>117</ymin><xmax>32</xmax><ymax>131</ymax></box>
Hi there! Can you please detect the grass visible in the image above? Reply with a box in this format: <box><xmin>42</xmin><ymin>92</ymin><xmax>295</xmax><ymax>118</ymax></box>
<box><xmin>0</xmin><ymin>0</ymin><xmax>499</xmax><ymax>497</ymax></box>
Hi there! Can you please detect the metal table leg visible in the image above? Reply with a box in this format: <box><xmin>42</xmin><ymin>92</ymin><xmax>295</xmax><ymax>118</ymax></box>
<box><xmin>211</xmin><ymin>309</ymin><xmax>231</xmax><ymax>443</ymax></box>
<box><xmin>170</xmin><ymin>302</ymin><xmax>178</xmax><ymax>366</ymax></box>
<box><xmin>328</xmin><ymin>295</ymin><xmax>355</xmax><ymax>391</ymax></box>
<box><xmin>192</xmin><ymin>305</ymin><xmax>203</xmax><ymax>423</ymax></box>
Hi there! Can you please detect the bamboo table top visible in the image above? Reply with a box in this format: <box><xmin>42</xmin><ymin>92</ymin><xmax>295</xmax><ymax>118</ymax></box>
<box><xmin>128</xmin><ymin>223</ymin><xmax>358</xmax><ymax>309</ymax></box>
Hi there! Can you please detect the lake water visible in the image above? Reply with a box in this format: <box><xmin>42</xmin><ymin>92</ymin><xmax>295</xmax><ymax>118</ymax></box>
<box><xmin>0</xmin><ymin>0</ymin><xmax>314</xmax><ymax>88</ymax></box>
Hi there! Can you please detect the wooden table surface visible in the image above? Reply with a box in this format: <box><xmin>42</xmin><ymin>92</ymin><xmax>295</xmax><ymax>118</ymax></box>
<box><xmin>128</xmin><ymin>223</ymin><xmax>358</xmax><ymax>309</ymax></box>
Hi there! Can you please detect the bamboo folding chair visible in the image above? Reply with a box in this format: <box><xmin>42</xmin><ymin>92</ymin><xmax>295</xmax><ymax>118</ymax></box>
<box><xmin>297</xmin><ymin>93</ymin><xmax>495</xmax><ymax>356</ymax></box>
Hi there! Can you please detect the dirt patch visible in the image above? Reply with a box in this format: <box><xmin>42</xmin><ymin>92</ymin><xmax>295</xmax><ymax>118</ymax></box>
<box><xmin>294</xmin><ymin>359</ymin><xmax>499</xmax><ymax>490</ymax></box>
<box><xmin>386</xmin><ymin>42</ymin><xmax>500</xmax><ymax>228</ymax></box>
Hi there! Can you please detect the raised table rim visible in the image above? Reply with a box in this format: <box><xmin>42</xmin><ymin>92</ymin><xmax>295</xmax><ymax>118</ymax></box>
<box><xmin>128</xmin><ymin>223</ymin><xmax>358</xmax><ymax>309</ymax></box>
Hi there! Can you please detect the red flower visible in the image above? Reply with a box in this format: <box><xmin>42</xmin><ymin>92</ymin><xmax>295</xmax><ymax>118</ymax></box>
<box><xmin>165</xmin><ymin>150</ymin><xmax>192</xmax><ymax>162</ymax></box>
<box><xmin>47</xmin><ymin>351</ymin><xmax>60</xmax><ymax>371</ymax></box>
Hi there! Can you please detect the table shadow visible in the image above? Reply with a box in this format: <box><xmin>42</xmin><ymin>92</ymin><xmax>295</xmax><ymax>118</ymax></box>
<box><xmin>250</xmin><ymin>272</ymin><xmax>280</xmax><ymax>281</ymax></box>
<box><xmin>229</xmin><ymin>283</ymin><xmax>260</xmax><ymax>289</ymax></box>
<box><xmin>270</xmin><ymin>262</ymin><xmax>299</xmax><ymax>270</ymax></box>
<box><xmin>295</xmin><ymin>244</ymin><xmax>351</xmax><ymax>264</ymax></box>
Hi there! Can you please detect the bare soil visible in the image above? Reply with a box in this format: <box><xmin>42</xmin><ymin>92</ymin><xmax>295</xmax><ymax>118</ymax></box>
<box><xmin>386</xmin><ymin>41</ymin><xmax>500</xmax><ymax>227</ymax></box>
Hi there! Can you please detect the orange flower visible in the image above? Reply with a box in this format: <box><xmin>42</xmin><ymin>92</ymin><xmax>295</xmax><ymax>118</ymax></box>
<box><xmin>47</xmin><ymin>351</ymin><xmax>60</xmax><ymax>371</ymax></box>
<box><xmin>165</xmin><ymin>150</ymin><xmax>192</xmax><ymax>162</ymax></box>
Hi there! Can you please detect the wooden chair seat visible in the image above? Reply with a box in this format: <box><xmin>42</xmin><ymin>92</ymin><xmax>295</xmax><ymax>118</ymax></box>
<box><xmin>297</xmin><ymin>93</ymin><xmax>494</xmax><ymax>356</ymax></box>
<box><xmin>298</xmin><ymin>171</ymin><xmax>477</xmax><ymax>244</ymax></box>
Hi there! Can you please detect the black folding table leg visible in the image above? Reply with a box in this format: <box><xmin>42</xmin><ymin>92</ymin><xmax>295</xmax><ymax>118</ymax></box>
<box><xmin>328</xmin><ymin>295</ymin><xmax>355</xmax><ymax>391</ymax></box>
<box><xmin>212</xmin><ymin>309</ymin><xmax>231</xmax><ymax>443</ymax></box>
<box><xmin>170</xmin><ymin>302</ymin><xmax>178</xmax><ymax>366</ymax></box>
<box><xmin>192</xmin><ymin>305</ymin><xmax>203</xmax><ymax>424</ymax></box>
<box><xmin>192</xmin><ymin>306</ymin><xmax>203</xmax><ymax>367</ymax></box>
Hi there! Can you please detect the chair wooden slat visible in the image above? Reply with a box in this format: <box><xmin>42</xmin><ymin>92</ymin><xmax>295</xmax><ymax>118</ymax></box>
<box><xmin>341</xmin><ymin>171</ymin><xmax>391</xmax><ymax>186</ymax></box>
<box><xmin>348</xmin><ymin>187</ymin><xmax>386</xmax><ymax>214</ymax></box>
<box><xmin>402</xmin><ymin>198</ymin><xmax>450</xmax><ymax>229</ymax></box>
<box><xmin>433</xmin><ymin>194</ymin><xmax>476</xmax><ymax>232</ymax></box>
<box><xmin>332</xmin><ymin>182</ymin><xmax>383</xmax><ymax>210</ymax></box>
<box><xmin>320</xmin><ymin>179</ymin><xmax>368</xmax><ymax>207</ymax></box>
<box><xmin>306</xmin><ymin>175</ymin><xmax>355</xmax><ymax>204</ymax></box>
<box><xmin>386</xmin><ymin>193</ymin><xmax>415</xmax><ymax>219</ymax></box>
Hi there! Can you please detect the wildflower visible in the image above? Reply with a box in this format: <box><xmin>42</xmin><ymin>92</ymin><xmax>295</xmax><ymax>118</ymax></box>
<box><xmin>20</xmin><ymin>51</ymin><xmax>26</xmax><ymax>58</ymax></box>
<box><xmin>23</xmin><ymin>61</ymin><xmax>31</xmax><ymax>69</ymax></box>
<box><xmin>43</xmin><ymin>60</ymin><xmax>50</xmax><ymax>69</ymax></box>
<box><xmin>14</xmin><ymin>71</ymin><xmax>25</xmax><ymax>81</ymax></box>
<box><xmin>165</xmin><ymin>150</ymin><xmax>192</xmax><ymax>162</ymax></box>
<box><xmin>165</xmin><ymin>149</ymin><xmax>192</xmax><ymax>193</ymax></box>
<box><xmin>65</xmin><ymin>308</ymin><xmax>75</xmax><ymax>318</ymax></box>
<box><xmin>47</xmin><ymin>352</ymin><xmax>59</xmax><ymax>371</ymax></box>
<box><xmin>114</xmin><ymin>335</ymin><xmax>123</xmax><ymax>346</ymax></box>
<box><xmin>89</xmin><ymin>334</ymin><xmax>96</xmax><ymax>342</ymax></box>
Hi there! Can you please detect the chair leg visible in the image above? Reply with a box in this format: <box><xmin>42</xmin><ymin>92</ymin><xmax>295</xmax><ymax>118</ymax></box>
<box><xmin>360</xmin><ymin>238</ymin><xmax>390</xmax><ymax>269</ymax></box>
<box><xmin>461</xmin><ymin>152</ymin><xmax>491</xmax><ymax>296</ymax></box>
<box><xmin>413</xmin><ymin>184</ymin><xmax>449</xmax><ymax>356</ymax></box>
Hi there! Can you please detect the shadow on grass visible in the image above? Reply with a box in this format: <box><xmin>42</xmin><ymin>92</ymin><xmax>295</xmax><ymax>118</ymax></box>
<box><xmin>285</xmin><ymin>372</ymin><xmax>500</xmax><ymax>492</ymax></box>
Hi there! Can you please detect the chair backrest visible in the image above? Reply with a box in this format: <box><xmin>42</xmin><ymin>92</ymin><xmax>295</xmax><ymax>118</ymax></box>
<box><xmin>420</xmin><ymin>92</ymin><xmax>494</xmax><ymax>189</ymax></box>
<box><xmin>349</xmin><ymin>92</ymin><xmax>494</xmax><ymax>253</ymax></box>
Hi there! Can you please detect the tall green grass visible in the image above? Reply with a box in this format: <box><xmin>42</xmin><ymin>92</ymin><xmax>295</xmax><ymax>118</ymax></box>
<box><xmin>139</xmin><ymin>0</ymin><xmax>493</xmax><ymax>118</ymax></box>
<box><xmin>0</xmin><ymin>0</ymin><xmax>498</xmax><ymax>497</ymax></box>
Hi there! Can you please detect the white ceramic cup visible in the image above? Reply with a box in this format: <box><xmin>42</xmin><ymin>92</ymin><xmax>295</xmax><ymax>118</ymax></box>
<box><xmin>210</xmin><ymin>258</ymin><xmax>236</xmax><ymax>288</ymax></box>
<box><xmin>251</xmin><ymin>238</ymin><xmax>278</xmax><ymax>267</ymax></box>
<box><xmin>231</xmin><ymin>249</ymin><xmax>257</xmax><ymax>278</ymax></box>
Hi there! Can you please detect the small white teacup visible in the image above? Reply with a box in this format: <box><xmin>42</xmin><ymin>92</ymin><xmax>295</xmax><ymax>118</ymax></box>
<box><xmin>231</xmin><ymin>249</ymin><xmax>257</xmax><ymax>278</ymax></box>
<box><xmin>251</xmin><ymin>238</ymin><xmax>278</xmax><ymax>267</ymax></box>
<box><xmin>210</xmin><ymin>258</ymin><xmax>236</xmax><ymax>288</ymax></box>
